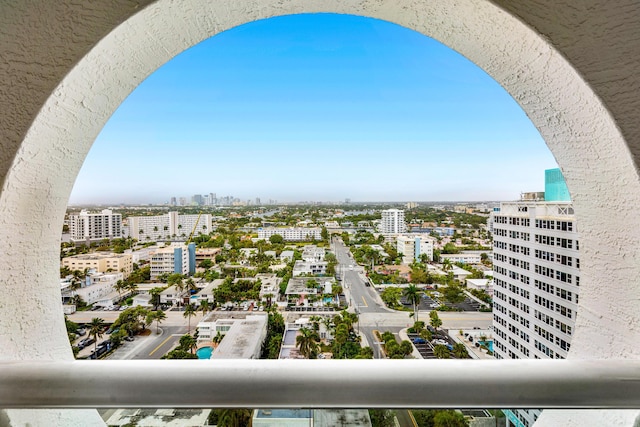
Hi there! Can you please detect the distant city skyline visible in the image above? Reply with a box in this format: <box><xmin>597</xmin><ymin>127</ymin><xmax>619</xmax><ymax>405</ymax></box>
<box><xmin>69</xmin><ymin>14</ymin><xmax>557</xmax><ymax>205</ymax></box>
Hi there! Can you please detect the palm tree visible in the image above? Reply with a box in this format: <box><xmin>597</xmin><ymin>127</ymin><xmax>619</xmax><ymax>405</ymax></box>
<box><xmin>179</xmin><ymin>333</ymin><xmax>197</xmax><ymax>354</ymax></box>
<box><xmin>296</xmin><ymin>327</ymin><xmax>319</xmax><ymax>359</ymax></box>
<box><xmin>434</xmin><ymin>344</ymin><xmax>451</xmax><ymax>359</ymax></box>
<box><xmin>212</xmin><ymin>330</ymin><xmax>224</xmax><ymax>347</ymax></box>
<box><xmin>442</xmin><ymin>258</ymin><xmax>453</xmax><ymax>271</ymax></box>
<box><xmin>88</xmin><ymin>317</ymin><xmax>105</xmax><ymax>355</ymax></box>
<box><xmin>200</xmin><ymin>300</ymin><xmax>210</xmax><ymax>315</ymax></box>
<box><xmin>114</xmin><ymin>280</ymin><xmax>126</xmax><ymax>302</ymax></box>
<box><xmin>403</xmin><ymin>284</ymin><xmax>421</xmax><ymax>322</ymax></box>
<box><xmin>146</xmin><ymin>310</ymin><xmax>166</xmax><ymax>334</ymax></box>
<box><xmin>452</xmin><ymin>343</ymin><xmax>469</xmax><ymax>359</ymax></box>
<box><xmin>218</xmin><ymin>408</ymin><xmax>252</xmax><ymax>427</ymax></box>
<box><xmin>149</xmin><ymin>287</ymin><xmax>163</xmax><ymax>310</ymax></box>
<box><xmin>183</xmin><ymin>303</ymin><xmax>197</xmax><ymax>332</ymax></box>
<box><xmin>68</xmin><ymin>276</ymin><xmax>82</xmax><ymax>303</ymax></box>
<box><xmin>429</xmin><ymin>311</ymin><xmax>443</xmax><ymax>336</ymax></box>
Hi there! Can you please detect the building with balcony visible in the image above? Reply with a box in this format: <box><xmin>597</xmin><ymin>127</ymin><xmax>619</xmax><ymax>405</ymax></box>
<box><xmin>68</xmin><ymin>209</ymin><xmax>122</xmax><ymax>244</ymax></box>
<box><xmin>380</xmin><ymin>209</ymin><xmax>406</xmax><ymax>237</ymax></box>
<box><xmin>492</xmin><ymin>170</ymin><xmax>580</xmax><ymax>427</ymax></box>
<box><xmin>149</xmin><ymin>243</ymin><xmax>196</xmax><ymax>280</ymax></box>
<box><xmin>397</xmin><ymin>234</ymin><xmax>434</xmax><ymax>264</ymax></box>
<box><xmin>257</xmin><ymin>227</ymin><xmax>322</xmax><ymax>241</ymax></box>
<box><xmin>127</xmin><ymin>211</ymin><xmax>212</xmax><ymax>241</ymax></box>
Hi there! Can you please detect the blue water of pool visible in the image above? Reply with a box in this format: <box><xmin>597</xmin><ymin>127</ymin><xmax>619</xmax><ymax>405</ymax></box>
<box><xmin>196</xmin><ymin>346</ymin><xmax>212</xmax><ymax>359</ymax></box>
<box><xmin>479</xmin><ymin>340</ymin><xmax>493</xmax><ymax>352</ymax></box>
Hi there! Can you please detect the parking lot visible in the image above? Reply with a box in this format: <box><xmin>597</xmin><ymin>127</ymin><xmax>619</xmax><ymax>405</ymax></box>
<box><xmin>398</xmin><ymin>293</ymin><xmax>484</xmax><ymax>312</ymax></box>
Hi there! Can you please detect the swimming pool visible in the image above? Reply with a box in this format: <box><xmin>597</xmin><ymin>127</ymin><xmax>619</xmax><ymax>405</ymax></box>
<box><xmin>478</xmin><ymin>340</ymin><xmax>493</xmax><ymax>352</ymax></box>
<box><xmin>196</xmin><ymin>346</ymin><xmax>213</xmax><ymax>359</ymax></box>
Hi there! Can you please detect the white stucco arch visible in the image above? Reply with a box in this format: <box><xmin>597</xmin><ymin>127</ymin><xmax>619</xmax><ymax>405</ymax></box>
<box><xmin>1</xmin><ymin>1</ymin><xmax>639</xmax><ymax>426</ymax></box>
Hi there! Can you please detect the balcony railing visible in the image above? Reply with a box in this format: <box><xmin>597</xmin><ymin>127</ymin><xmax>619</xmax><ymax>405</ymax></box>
<box><xmin>0</xmin><ymin>359</ymin><xmax>638</xmax><ymax>408</ymax></box>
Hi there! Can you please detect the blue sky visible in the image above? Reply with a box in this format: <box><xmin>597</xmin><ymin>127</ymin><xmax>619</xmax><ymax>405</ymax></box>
<box><xmin>70</xmin><ymin>13</ymin><xmax>557</xmax><ymax>205</ymax></box>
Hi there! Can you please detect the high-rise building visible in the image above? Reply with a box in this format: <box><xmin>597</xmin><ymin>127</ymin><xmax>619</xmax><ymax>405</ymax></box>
<box><xmin>128</xmin><ymin>212</ymin><xmax>212</xmax><ymax>241</ymax></box>
<box><xmin>380</xmin><ymin>209</ymin><xmax>406</xmax><ymax>237</ymax></box>
<box><xmin>192</xmin><ymin>194</ymin><xmax>204</xmax><ymax>206</ymax></box>
<box><xmin>492</xmin><ymin>169</ymin><xmax>580</xmax><ymax>427</ymax></box>
<box><xmin>68</xmin><ymin>209</ymin><xmax>122</xmax><ymax>243</ymax></box>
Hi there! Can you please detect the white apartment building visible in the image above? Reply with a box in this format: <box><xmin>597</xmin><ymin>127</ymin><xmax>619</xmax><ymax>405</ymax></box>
<box><xmin>380</xmin><ymin>209</ymin><xmax>406</xmax><ymax>236</ymax></box>
<box><xmin>439</xmin><ymin>252</ymin><xmax>483</xmax><ymax>265</ymax></box>
<box><xmin>68</xmin><ymin>209</ymin><xmax>122</xmax><ymax>243</ymax></box>
<box><xmin>301</xmin><ymin>245</ymin><xmax>325</xmax><ymax>262</ymax></box>
<box><xmin>150</xmin><ymin>244</ymin><xmax>192</xmax><ymax>280</ymax></box>
<box><xmin>492</xmin><ymin>200</ymin><xmax>580</xmax><ymax>427</ymax></box>
<box><xmin>396</xmin><ymin>234</ymin><xmax>434</xmax><ymax>264</ymax></box>
<box><xmin>127</xmin><ymin>211</ymin><xmax>212</xmax><ymax>241</ymax></box>
<box><xmin>257</xmin><ymin>227</ymin><xmax>322</xmax><ymax>241</ymax></box>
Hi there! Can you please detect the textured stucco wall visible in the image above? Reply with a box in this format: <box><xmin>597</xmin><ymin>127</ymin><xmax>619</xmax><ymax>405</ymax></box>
<box><xmin>0</xmin><ymin>1</ymin><xmax>638</xmax><ymax>426</ymax></box>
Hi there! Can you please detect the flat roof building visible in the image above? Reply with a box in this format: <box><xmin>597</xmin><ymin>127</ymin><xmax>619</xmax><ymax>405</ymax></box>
<box><xmin>210</xmin><ymin>315</ymin><xmax>267</xmax><ymax>359</ymax></box>
<box><xmin>61</xmin><ymin>252</ymin><xmax>133</xmax><ymax>279</ymax></box>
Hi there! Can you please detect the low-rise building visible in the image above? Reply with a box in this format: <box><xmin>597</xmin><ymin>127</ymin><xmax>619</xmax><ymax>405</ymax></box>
<box><xmin>396</xmin><ymin>234</ymin><xmax>434</xmax><ymax>264</ymax></box>
<box><xmin>257</xmin><ymin>274</ymin><xmax>282</xmax><ymax>303</ymax></box>
<box><xmin>257</xmin><ymin>227</ymin><xmax>322</xmax><ymax>241</ymax></box>
<box><xmin>159</xmin><ymin>285</ymin><xmax>184</xmax><ymax>306</ymax></box>
<box><xmin>285</xmin><ymin>277</ymin><xmax>334</xmax><ymax>306</ymax></box>
<box><xmin>440</xmin><ymin>252</ymin><xmax>483</xmax><ymax>265</ymax></box>
<box><xmin>61</xmin><ymin>252</ymin><xmax>133</xmax><ymax>279</ymax></box>
<box><xmin>196</xmin><ymin>315</ymin><xmax>267</xmax><ymax>359</ymax></box>
<box><xmin>301</xmin><ymin>245</ymin><xmax>325</xmax><ymax>262</ymax></box>
<box><xmin>292</xmin><ymin>260</ymin><xmax>328</xmax><ymax>277</ymax></box>
<box><xmin>62</xmin><ymin>271</ymin><xmax>124</xmax><ymax>306</ymax></box>
<box><xmin>280</xmin><ymin>250</ymin><xmax>295</xmax><ymax>262</ymax></box>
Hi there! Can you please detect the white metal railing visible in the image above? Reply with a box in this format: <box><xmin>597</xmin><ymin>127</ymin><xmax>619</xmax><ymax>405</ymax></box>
<box><xmin>0</xmin><ymin>359</ymin><xmax>638</xmax><ymax>408</ymax></box>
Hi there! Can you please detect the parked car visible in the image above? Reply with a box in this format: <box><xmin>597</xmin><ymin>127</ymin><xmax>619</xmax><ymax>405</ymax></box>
<box><xmin>412</xmin><ymin>337</ymin><xmax>426</xmax><ymax>344</ymax></box>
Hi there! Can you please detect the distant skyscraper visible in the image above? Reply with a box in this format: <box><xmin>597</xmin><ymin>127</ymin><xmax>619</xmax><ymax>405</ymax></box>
<box><xmin>493</xmin><ymin>169</ymin><xmax>579</xmax><ymax>427</ymax></box>
<box><xmin>192</xmin><ymin>194</ymin><xmax>204</xmax><ymax>206</ymax></box>
<box><xmin>170</xmin><ymin>197</ymin><xmax>177</xmax><ymax>206</ymax></box>
<box><xmin>256</xmin><ymin>197</ymin><xmax>261</xmax><ymax>205</ymax></box>
<box><xmin>380</xmin><ymin>209</ymin><xmax>406</xmax><ymax>237</ymax></box>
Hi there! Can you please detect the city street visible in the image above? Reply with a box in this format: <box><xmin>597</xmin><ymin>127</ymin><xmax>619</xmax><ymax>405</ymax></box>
<box><xmin>331</xmin><ymin>238</ymin><xmax>492</xmax><ymax>348</ymax></box>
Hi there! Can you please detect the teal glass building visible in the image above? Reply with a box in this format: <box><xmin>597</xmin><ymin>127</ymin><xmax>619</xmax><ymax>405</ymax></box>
<box><xmin>545</xmin><ymin>168</ymin><xmax>571</xmax><ymax>201</ymax></box>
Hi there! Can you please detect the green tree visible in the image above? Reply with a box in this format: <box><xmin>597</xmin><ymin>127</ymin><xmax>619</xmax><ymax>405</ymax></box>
<box><xmin>369</xmin><ymin>409</ymin><xmax>396</xmax><ymax>427</ymax></box>
<box><xmin>433</xmin><ymin>344</ymin><xmax>451</xmax><ymax>359</ymax></box>
<box><xmin>380</xmin><ymin>287</ymin><xmax>402</xmax><ymax>308</ymax></box>
<box><xmin>179</xmin><ymin>333</ymin><xmax>197</xmax><ymax>354</ymax></box>
<box><xmin>146</xmin><ymin>310</ymin><xmax>166</xmax><ymax>334</ymax></box>
<box><xmin>217</xmin><ymin>409</ymin><xmax>252</xmax><ymax>427</ymax></box>
<box><xmin>88</xmin><ymin>317</ymin><xmax>105</xmax><ymax>355</ymax></box>
<box><xmin>183</xmin><ymin>303</ymin><xmax>197</xmax><ymax>332</ymax></box>
<box><xmin>269</xmin><ymin>234</ymin><xmax>284</xmax><ymax>244</ymax></box>
<box><xmin>452</xmin><ymin>343</ymin><xmax>469</xmax><ymax>359</ymax></box>
<box><xmin>403</xmin><ymin>284</ymin><xmax>422</xmax><ymax>322</ymax></box>
<box><xmin>200</xmin><ymin>299</ymin><xmax>210</xmax><ymax>315</ymax></box>
<box><xmin>321</xmin><ymin>226</ymin><xmax>329</xmax><ymax>242</ymax></box>
<box><xmin>429</xmin><ymin>311</ymin><xmax>442</xmax><ymax>334</ymax></box>
<box><xmin>443</xmin><ymin>285</ymin><xmax>465</xmax><ymax>304</ymax></box>
<box><xmin>433</xmin><ymin>410</ymin><xmax>469</xmax><ymax>427</ymax></box>
<box><xmin>149</xmin><ymin>287</ymin><xmax>164</xmax><ymax>310</ymax></box>
<box><xmin>296</xmin><ymin>327</ymin><xmax>320</xmax><ymax>359</ymax></box>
